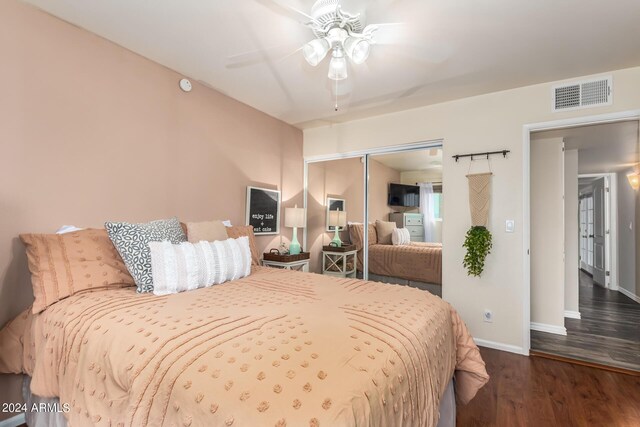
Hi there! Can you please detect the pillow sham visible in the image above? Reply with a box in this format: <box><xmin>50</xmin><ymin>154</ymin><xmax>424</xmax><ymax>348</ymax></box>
<box><xmin>104</xmin><ymin>217</ymin><xmax>187</xmax><ymax>293</ymax></box>
<box><xmin>20</xmin><ymin>229</ymin><xmax>135</xmax><ymax>313</ymax></box>
<box><xmin>392</xmin><ymin>227</ymin><xmax>411</xmax><ymax>246</ymax></box>
<box><xmin>225</xmin><ymin>225</ymin><xmax>260</xmax><ymax>265</ymax></box>
<box><xmin>185</xmin><ymin>220</ymin><xmax>228</xmax><ymax>243</ymax></box>
<box><xmin>375</xmin><ymin>220</ymin><xmax>397</xmax><ymax>245</ymax></box>
<box><xmin>348</xmin><ymin>223</ymin><xmax>377</xmax><ymax>250</ymax></box>
<box><xmin>149</xmin><ymin>237</ymin><xmax>252</xmax><ymax>295</ymax></box>
<box><xmin>0</xmin><ymin>308</ymin><xmax>32</xmax><ymax>374</ymax></box>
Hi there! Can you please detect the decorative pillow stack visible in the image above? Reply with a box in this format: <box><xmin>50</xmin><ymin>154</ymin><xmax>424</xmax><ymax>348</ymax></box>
<box><xmin>149</xmin><ymin>237</ymin><xmax>252</xmax><ymax>296</ymax></box>
<box><xmin>104</xmin><ymin>217</ymin><xmax>187</xmax><ymax>293</ymax></box>
<box><xmin>391</xmin><ymin>228</ymin><xmax>412</xmax><ymax>246</ymax></box>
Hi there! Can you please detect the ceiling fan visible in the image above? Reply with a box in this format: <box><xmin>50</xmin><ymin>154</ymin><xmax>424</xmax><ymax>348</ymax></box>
<box><xmin>233</xmin><ymin>0</ymin><xmax>406</xmax><ymax>80</ymax></box>
<box><xmin>229</xmin><ymin>0</ymin><xmax>450</xmax><ymax>110</ymax></box>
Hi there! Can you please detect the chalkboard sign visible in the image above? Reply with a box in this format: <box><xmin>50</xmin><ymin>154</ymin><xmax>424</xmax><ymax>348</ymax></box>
<box><xmin>246</xmin><ymin>186</ymin><xmax>280</xmax><ymax>235</ymax></box>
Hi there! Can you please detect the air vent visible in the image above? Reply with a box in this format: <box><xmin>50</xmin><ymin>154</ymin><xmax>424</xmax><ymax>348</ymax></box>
<box><xmin>552</xmin><ymin>76</ymin><xmax>612</xmax><ymax>112</ymax></box>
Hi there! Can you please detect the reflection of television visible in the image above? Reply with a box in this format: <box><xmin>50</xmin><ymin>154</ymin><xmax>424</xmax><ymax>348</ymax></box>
<box><xmin>388</xmin><ymin>183</ymin><xmax>420</xmax><ymax>207</ymax></box>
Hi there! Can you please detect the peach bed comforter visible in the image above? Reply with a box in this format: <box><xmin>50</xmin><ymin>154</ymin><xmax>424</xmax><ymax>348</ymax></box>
<box><xmin>367</xmin><ymin>243</ymin><xmax>443</xmax><ymax>285</ymax></box>
<box><xmin>4</xmin><ymin>267</ymin><xmax>488</xmax><ymax>427</ymax></box>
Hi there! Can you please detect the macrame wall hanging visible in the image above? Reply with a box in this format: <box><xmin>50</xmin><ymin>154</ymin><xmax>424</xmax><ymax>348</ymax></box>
<box><xmin>453</xmin><ymin>150</ymin><xmax>509</xmax><ymax>277</ymax></box>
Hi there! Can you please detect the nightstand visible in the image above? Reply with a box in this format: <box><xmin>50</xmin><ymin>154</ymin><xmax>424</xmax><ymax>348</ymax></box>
<box><xmin>262</xmin><ymin>252</ymin><xmax>310</xmax><ymax>272</ymax></box>
<box><xmin>322</xmin><ymin>245</ymin><xmax>357</xmax><ymax>278</ymax></box>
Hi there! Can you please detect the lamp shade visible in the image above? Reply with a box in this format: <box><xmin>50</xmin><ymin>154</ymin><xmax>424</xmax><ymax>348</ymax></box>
<box><xmin>285</xmin><ymin>207</ymin><xmax>306</xmax><ymax>228</ymax></box>
<box><xmin>627</xmin><ymin>172</ymin><xmax>640</xmax><ymax>190</ymax></box>
<box><xmin>344</xmin><ymin>37</ymin><xmax>370</xmax><ymax>64</ymax></box>
<box><xmin>328</xmin><ymin>49</ymin><xmax>348</xmax><ymax>81</ymax></box>
<box><xmin>328</xmin><ymin>210</ymin><xmax>347</xmax><ymax>227</ymax></box>
<box><xmin>303</xmin><ymin>38</ymin><xmax>330</xmax><ymax>67</ymax></box>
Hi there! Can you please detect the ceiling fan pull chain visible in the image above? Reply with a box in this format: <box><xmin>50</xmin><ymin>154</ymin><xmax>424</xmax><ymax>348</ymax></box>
<box><xmin>335</xmin><ymin>78</ymin><xmax>339</xmax><ymax>111</ymax></box>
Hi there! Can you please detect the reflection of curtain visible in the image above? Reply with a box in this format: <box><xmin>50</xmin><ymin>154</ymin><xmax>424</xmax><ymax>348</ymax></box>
<box><xmin>419</xmin><ymin>183</ymin><xmax>435</xmax><ymax>242</ymax></box>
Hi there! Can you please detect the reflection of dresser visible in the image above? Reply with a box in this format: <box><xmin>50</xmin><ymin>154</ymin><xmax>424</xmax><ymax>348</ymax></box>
<box><xmin>389</xmin><ymin>212</ymin><xmax>424</xmax><ymax>242</ymax></box>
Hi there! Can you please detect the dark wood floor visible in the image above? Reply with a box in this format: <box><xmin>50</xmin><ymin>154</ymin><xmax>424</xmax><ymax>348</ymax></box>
<box><xmin>531</xmin><ymin>270</ymin><xmax>640</xmax><ymax>372</ymax></box>
<box><xmin>457</xmin><ymin>347</ymin><xmax>640</xmax><ymax>427</ymax></box>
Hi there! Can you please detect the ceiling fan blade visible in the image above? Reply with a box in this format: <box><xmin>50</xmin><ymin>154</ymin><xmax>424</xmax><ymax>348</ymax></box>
<box><xmin>253</xmin><ymin>0</ymin><xmax>317</xmax><ymax>26</ymax></box>
<box><xmin>226</xmin><ymin>44</ymin><xmax>302</xmax><ymax>69</ymax></box>
<box><xmin>365</xmin><ymin>23</ymin><xmax>407</xmax><ymax>45</ymax></box>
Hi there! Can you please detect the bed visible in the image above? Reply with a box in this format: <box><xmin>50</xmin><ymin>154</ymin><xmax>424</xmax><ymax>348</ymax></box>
<box><xmin>349</xmin><ymin>224</ymin><xmax>443</xmax><ymax>287</ymax></box>
<box><xmin>1</xmin><ymin>266</ymin><xmax>487</xmax><ymax>427</ymax></box>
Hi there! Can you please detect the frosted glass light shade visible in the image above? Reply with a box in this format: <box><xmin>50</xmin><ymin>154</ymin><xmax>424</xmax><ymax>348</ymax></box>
<box><xmin>328</xmin><ymin>210</ymin><xmax>347</xmax><ymax>227</ymax></box>
<box><xmin>328</xmin><ymin>54</ymin><xmax>348</xmax><ymax>81</ymax></box>
<box><xmin>344</xmin><ymin>38</ymin><xmax>370</xmax><ymax>64</ymax></box>
<box><xmin>285</xmin><ymin>207</ymin><xmax>306</xmax><ymax>228</ymax></box>
<box><xmin>303</xmin><ymin>39</ymin><xmax>330</xmax><ymax>66</ymax></box>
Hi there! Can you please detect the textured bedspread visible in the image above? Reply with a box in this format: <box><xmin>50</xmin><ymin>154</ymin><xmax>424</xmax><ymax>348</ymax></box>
<box><xmin>15</xmin><ymin>267</ymin><xmax>487</xmax><ymax>426</ymax></box>
<box><xmin>366</xmin><ymin>243</ymin><xmax>442</xmax><ymax>285</ymax></box>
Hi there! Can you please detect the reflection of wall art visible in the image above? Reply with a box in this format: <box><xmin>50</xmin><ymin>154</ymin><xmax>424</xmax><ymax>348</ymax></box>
<box><xmin>326</xmin><ymin>198</ymin><xmax>345</xmax><ymax>232</ymax></box>
<box><xmin>246</xmin><ymin>186</ymin><xmax>280</xmax><ymax>235</ymax></box>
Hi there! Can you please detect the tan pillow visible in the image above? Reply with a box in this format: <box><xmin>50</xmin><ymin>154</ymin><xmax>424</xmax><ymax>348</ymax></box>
<box><xmin>375</xmin><ymin>220</ymin><xmax>397</xmax><ymax>245</ymax></box>
<box><xmin>0</xmin><ymin>308</ymin><xmax>31</xmax><ymax>374</ymax></box>
<box><xmin>348</xmin><ymin>223</ymin><xmax>378</xmax><ymax>250</ymax></box>
<box><xmin>185</xmin><ymin>220</ymin><xmax>228</xmax><ymax>243</ymax></box>
<box><xmin>20</xmin><ymin>229</ymin><xmax>135</xmax><ymax>314</ymax></box>
<box><xmin>225</xmin><ymin>225</ymin><xmax>260</xmax><ymax>265</ymax></box>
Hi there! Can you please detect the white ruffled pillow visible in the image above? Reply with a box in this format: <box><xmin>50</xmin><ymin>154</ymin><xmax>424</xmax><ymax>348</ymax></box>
<box><xmin>149</xmin><ymin>236</ymin><xmax>252</xmax><ymax>295</ymax></box>
<box><xmin>391</xmin><ymin>228</ymin><xmax>411</xmax><ymax>246</ymax></box>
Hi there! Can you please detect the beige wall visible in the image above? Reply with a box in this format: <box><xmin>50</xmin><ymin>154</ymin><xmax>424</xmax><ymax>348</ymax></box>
<box><xmin>306</xmin><ymin>158</ymin><xmax>364</xmax><ymax>273</ymax></box>
<box><xmin>564</xmin><ymin>150</ymin><xmax>580</xmax><ymax>314</ymax></box>
<box><xmin>0</xmin><ymin>0</ymin><xmax>303</xmax><ymax>415</ymax></box>
<box><xmin>618</xmin><ymin>167</ymin><xmax>637</xmax><ymax>295</ymax></box>
<box><xmin>304</xmin><ymin>65</ymin><xmax>640</xmax><ymax>351</ymax></box>
<box><xmin>368</xmin><ymin>159</ymin><xmax>401</xmax><ymax>223</ymax></box>
<box><xmin>530</xmin><ymin>138</ymin><xmax>565</xmax><ymax>330</ymax></box>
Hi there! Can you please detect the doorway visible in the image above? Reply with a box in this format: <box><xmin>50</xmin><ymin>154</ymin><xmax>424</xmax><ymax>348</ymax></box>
<box><xmin>528</xmin><ymin>119</ymin><xmax>640</xmax><ymax>372</ymax></box>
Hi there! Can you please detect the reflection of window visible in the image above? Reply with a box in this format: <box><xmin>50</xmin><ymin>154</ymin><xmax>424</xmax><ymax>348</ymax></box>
<box><xmin>431</xmin><ymin>193</ymin><xmax>443</xmax><ymax>220</ymax></box>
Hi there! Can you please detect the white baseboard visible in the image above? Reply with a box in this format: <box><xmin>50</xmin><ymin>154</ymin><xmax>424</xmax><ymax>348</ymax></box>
<box><xmin>530</xmin><ymin>322</ymin><xmax>567</xmax><ymax>336</ymax></box>
<box><xmin>473</xmin><ymin>338</ymin><xmax>526</xmax><ymax>355</ymax></box>
<box><xmin>618</xmin><ymin>286</ymin><xmax>640</xmax><ymax>303</ymax></box>
<box><xmin>0</xmin><ymin>413</ymin><xmax>25</xmax><ymax>427</ymax></box>
<box><xmin>564</xmin><ymin>310</ymin><xmax>581</xmax><ymax>319</ymax></box>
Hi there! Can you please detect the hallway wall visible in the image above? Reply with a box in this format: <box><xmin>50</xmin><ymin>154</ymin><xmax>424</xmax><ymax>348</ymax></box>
<box><xmin>565</xmin><ymin>150</ymin><xmax>580</xmax><ymax>315</ymax></box>
<box><xmin>531</xmin><ymin>137</ymin><xmax>566</xmax><ymax>332</ymax></box>
<box><xmin>618</xmin><ymin>167</ymin><xmax>637</xmax><ymax>296</ymax></box>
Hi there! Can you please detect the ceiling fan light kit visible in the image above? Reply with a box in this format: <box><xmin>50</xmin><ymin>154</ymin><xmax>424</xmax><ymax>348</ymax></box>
<box><xmin>298</xmin><ymin>0</ymin><xmax>382</xmax><ymax>81</ymax></box>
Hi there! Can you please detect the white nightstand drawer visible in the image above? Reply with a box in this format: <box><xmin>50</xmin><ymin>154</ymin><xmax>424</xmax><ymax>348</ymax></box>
<box><xmin>407</xmin><ymin>226</ymin><xmax>424</xmax><ymax>236</ymax></box>
<box><xmin>405</xmin><ymin>215</ymin><xmax>424</xmax><ymax>226</ymax></box>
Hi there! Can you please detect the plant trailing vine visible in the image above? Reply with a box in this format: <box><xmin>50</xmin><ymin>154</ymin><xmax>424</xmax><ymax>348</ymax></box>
<box><xmin>463</xmin><ymin>226</ymin><xmax>493</xmax><ymax>277</ymax></box>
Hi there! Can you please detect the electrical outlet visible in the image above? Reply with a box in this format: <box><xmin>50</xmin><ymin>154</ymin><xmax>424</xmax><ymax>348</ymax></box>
<box><xmin>483</xmin><ymin>310</ymin><xmax>493</xmax><ymax>323</ymax></box>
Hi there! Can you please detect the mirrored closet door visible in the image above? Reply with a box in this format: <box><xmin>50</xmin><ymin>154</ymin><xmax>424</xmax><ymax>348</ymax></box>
<box><xmin>365</xmin><ymin>147</ymin><xmax>444</xmax><ymax>296</ymax></box>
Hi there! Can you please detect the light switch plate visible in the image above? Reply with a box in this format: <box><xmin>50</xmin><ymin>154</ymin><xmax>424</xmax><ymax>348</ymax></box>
<box><xmin>505</xmin><ymin>220</ymin><xmax>515</xmax><ymax>233</ymax></box>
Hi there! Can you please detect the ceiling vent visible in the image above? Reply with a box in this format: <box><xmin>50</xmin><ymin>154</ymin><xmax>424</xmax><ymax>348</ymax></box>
<box><xmin>552</xmin><ymin>76</ymin><xmax>612</xmax><ymax>112</ymax></box>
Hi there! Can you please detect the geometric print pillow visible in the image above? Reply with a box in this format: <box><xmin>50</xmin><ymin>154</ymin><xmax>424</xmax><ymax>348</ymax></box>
<box><xmin>104</xmin><ymin>217</ymin><xmax>187</xmax><ymax>293</ymax></box>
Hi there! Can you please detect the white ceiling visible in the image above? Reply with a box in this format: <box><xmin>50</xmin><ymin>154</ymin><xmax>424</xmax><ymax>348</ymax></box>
<box><xmin>373</xmin><ymin>148</ymin><xmax>442</xmax><ymax>172</ymax></box>
<box><xmin>532</xmin><ymin>121</ymin><xmax>639</xmax><ymax>174</ymax></box>
<box><xmin>24</xmin><ymin>0</ymin><xmax>640</xmax><ymax>128</ymax></box>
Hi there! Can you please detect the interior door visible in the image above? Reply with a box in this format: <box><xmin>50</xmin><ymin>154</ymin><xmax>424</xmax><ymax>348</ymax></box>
<box><xmin>592</xmin><ymin>177</ymin><xmax>606</xmax><ymax>286</ymax></box>
<box><xmin>579</xmin><ymin>197</ymin><xmax>588</xmax><ymax>270</ymax></box>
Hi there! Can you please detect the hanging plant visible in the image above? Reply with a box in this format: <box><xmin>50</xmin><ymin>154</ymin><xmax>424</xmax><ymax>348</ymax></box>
<box><xmin>463</xmin><ymin>226</ymin><xmax>493</xmax><ymax>276</ymax></box>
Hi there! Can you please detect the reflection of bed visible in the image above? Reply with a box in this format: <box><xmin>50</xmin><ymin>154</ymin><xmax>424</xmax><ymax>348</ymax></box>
<box><xmin>2</xmin><ymin>267</ymin><xmax>487</xmax><ymax>427</ymax></box>
<box><xmin>368</xmin><ymin>242</ymin><xmax>442</xmax><ymax>285</ymax></box>
<box><xmin>349</xmin><ymin>224</ymin><xmax>443</xmax><ymax>287</ymax></box>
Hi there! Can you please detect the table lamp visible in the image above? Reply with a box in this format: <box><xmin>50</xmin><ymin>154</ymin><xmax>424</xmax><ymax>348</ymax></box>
<box><xmin>328</xmin><ymin>209</ymin><xmax>347</xmax><ymax>247</ymax></box>
<box><xmin>285</xmin><ymin>205</ymin><xmax>306</xmax><ymax>255</ymax></box>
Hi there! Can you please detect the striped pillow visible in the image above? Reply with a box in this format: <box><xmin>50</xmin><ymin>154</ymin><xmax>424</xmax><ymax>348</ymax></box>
<box><xmin>149</xmin><ymin>237</ymin><xmax>252</xmax><ymax>295</ymax></box>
